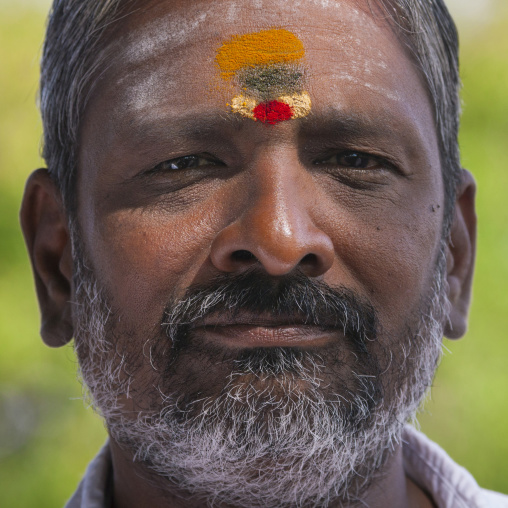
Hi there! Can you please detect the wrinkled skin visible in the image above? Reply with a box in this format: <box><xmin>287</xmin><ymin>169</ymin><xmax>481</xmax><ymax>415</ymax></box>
<box><xmin>20</xmin><ymin>0</ymin><xmax>476</xmax><ymax>506</ymax></box>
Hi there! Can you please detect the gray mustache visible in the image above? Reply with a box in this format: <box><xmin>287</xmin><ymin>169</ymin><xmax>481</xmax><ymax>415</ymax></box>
<box><xmin>161</xmin><ymin>269</ymin><xmax>378</xmax><ymax>354</ymax></box>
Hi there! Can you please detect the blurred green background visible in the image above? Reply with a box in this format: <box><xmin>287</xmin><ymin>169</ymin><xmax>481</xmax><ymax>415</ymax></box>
<box><xmin>0</xmin><ymin>0</ymin><xmax>507</xmax><ymax>505</ymax></box>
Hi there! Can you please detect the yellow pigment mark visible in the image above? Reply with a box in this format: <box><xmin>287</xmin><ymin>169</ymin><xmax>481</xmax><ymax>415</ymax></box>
<box><xmin>278</xmin><ymin>92</ymin><xmax>312</xmax><ymax>119</ymax></box>
<box><xmin>230</xmin><ymin>94</ymin><xmax>257</xmax><ymax>119</ymax></box>
<box><xmin>216</xmin><ymin>29</ymin><xmax>305</xmax><ymax>80</ymax></box>
<box><xmin>230</xmin><ymin>92</ymin><xmax>311</xmax><ymax>121</ymax></box>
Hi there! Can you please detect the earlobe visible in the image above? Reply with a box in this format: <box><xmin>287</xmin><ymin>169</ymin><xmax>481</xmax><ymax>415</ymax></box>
<box><xmin>20</xmin><ymin>168</ymin><xmax>74</xmax><ymax>347</ymax></box>
<box><xmin>444</xmin><ymin>169</ymin><xmax>477</xmax><ymax>339</ymax></box>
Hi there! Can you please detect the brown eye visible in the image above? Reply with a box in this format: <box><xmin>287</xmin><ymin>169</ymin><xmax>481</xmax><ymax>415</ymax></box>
<box><xmin>161</xmin><ymin>155</ymin><xmax>218</xmax><ymax>171</ymax></box>
<box><xmin>166</xmin><ymin>155</ymin><xmax>202</xmax><ymax>170</ymax></box>
<box><xmin>340</xmin><ymin>152</ymin><xmax>372</xmax><ymax>168</ymax></box>
<box><xmin>157</xmin><ymin>154</ymin><xmax>223</xmax><ymax>172</ymax></box>
<box><xmin>315</xmin><ymin>151</ymin><xmax>378</xmax><ymax>169</ymax></box>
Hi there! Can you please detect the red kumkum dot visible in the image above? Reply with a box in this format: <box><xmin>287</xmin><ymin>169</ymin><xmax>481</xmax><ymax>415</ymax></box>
<box><xmin>253</xmin><ymin>100</ymin><xmax>293</xmax><ymax>125</ymax></box>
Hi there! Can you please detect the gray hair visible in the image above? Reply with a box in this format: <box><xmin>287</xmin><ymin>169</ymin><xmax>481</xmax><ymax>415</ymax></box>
<box><xmin>40</xmin><ymin>0</ymin><xmax>461</xmax><ymax>228</ymax></box>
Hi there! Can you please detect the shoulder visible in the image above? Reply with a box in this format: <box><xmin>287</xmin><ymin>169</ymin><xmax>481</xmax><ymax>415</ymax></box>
<box><xmin>402</xmin><ymin>425</ymin><xmax>508</xmax><ymax>508</ymax></box>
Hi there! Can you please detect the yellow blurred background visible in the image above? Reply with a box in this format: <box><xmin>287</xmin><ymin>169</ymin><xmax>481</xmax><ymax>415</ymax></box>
<box><xmin>0</xmin><ymin>0</ymin><xmax>506</xmax><ymax>505</ymax></box>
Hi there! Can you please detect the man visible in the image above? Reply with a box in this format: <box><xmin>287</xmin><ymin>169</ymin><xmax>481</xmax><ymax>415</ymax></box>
<box><xmin>19</xmin><ymin>0</ymin><xmax>508</xmax><ymax>506</ymax></box>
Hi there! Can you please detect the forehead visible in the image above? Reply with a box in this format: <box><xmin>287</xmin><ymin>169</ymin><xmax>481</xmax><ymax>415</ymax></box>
<box><xmin>92</xmin><ymin>0</ymin><xmax>432</xmax><ymax>123</ymax></box>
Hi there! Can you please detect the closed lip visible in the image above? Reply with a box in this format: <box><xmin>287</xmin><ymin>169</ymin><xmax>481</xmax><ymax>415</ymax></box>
<box><xmin>190</xmin><ymin>313</ymin><xmax>340</xmax><ymax>347</ymax></box>
<box><xmin>193</xmin><ymin>312</ymin><xmax>337</xmax><ymax>328</ymax></box>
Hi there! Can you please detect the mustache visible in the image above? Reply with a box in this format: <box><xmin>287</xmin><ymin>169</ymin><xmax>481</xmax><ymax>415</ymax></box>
<box><xmin>161</xmin><ymin>269</ymin><xmax>377</xmax><ymax>353</ymax></box>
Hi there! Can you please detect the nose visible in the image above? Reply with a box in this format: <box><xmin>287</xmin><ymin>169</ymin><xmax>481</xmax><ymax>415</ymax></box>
<box><xmin>210</xmin><ymin>157</ymin><xmax>335</xmax><ymax>277</ymax></box>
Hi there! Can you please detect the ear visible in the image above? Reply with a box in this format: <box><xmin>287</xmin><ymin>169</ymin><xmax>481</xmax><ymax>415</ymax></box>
<box><xmin>444</xmin><ymin>169</ymin><xmax>477</xmax><ymax>339</ymax></box>
<box><xmin>20</xmin><ymin>168</ymin><xmax>74</xmax><ymax>347</ymax></box>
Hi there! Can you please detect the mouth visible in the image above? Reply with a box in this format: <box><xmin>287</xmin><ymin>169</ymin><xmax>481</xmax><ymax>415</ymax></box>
<box><xmin>191</xmin><ymin>313</ymin><xmax>340</xmax><ymax>348</ymax></box>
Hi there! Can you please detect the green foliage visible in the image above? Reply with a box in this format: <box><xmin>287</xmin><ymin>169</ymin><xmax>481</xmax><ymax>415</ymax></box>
<box><xmin>0</xmin><ymin>2</ymin><xmax>506</xmax><ymax>506</ymax></box>
<box><xmin>0</xmin><ymin>6</ymin><xmax>107</xmax><ymax>507</ymax></box>
<box><xmin>418</xmin><ymin>4</ymin><xmax>508</xmax><ymax>491</ymax></box>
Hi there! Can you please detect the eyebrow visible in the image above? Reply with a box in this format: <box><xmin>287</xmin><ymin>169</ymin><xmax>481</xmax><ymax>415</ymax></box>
<box><xmin>123</xmin><ymin>110</ymin><xmax>247</xmax><ymax>143</ymax></box>
<box><xmin>298</xmin><ymin>108</ymin><xmax>417</xmax><ymax>143</ymax></box>
<box><xmin>124</xmin><ymin>108</ymin><xmax>410</xmax><ymax>141</ymax></box>
<box><xmin>117</xmin><ymin>104</ymin><xmax>423</xmax><ymax>166</ymax></box>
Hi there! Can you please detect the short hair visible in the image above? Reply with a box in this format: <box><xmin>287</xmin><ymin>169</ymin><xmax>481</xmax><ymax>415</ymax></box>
<box><xmin>40</xmin><ymin>0</ymin><xmax>461</xmax><ymax>230</ymax></box>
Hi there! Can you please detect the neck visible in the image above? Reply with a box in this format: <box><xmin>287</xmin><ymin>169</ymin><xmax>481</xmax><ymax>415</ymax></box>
<box><xmin>109</xmin><ymin>438</ymin><xmax>435</xmax><ymax>508</ymax></box>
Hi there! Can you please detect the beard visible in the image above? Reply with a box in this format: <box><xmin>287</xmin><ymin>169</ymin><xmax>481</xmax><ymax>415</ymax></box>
<box><xmin>71</xmin><ymin>230</ymin><xmax>447</xmax><ymax>508</ymax></box>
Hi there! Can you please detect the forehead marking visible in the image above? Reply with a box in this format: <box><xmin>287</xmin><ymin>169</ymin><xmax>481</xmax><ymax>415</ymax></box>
<box><xmin>215</xmin><ymin>29</ymin><xmax>311</xmax><ymax>125</ymax></box>
<box><xmin>216</xmin><ymin>28</ymin><xmax>305</xmax><ymax>79</ymax></box>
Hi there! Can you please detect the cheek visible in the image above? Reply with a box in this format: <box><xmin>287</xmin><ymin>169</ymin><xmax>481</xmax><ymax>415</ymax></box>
<box><xmin>319</xmin><ymin>183</ymin><xmax>444</xmax><ymax>333</ymax></box>
<box><xmin>361</xmin><ymin>216</ymin><xmax>441</xmax><ymax>322</ymax></box>
<box><xmin>85</xmin><ymin>199</ymin><xmax>225</xmax><ymax>332</ymax></box>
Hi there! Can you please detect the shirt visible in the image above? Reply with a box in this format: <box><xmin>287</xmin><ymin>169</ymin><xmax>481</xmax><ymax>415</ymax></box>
<box><xmin>65</xmin><ymin>425</ymin><xmax>508</xmax><ymax>507</ymax></box>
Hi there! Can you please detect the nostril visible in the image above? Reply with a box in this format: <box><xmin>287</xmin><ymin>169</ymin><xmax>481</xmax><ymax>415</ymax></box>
<box><xmin>300</xmin><ymin>253</ymin><xmax>318</xmax><ymax>266</ymax></box>
<box><xmin>299</xmin><ymin>253</ymin><xmax>327</xmax><ymax>276</ymax></box>
<box><xmin>232</xmin><ymin>250</ymin><xmax>257</xmax><ymax>263</ymax></box>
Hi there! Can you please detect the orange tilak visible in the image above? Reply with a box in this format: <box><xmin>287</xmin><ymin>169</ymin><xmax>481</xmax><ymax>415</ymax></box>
<box><xmin>216</xmin><ymin>29</ymin><xmax>305</xmax><ymax>80</ymax></box>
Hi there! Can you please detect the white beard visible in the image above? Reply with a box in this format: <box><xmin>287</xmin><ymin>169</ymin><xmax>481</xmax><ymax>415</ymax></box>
<box><xmin>72</xmin><ymin>235</ymin><xmax>446</xmax><ymax>508</ymax></box>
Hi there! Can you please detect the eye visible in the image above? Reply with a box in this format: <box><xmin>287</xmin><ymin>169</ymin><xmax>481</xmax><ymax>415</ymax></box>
<box><xmin>149</xmin><ymin>153</ymin><xmax>225</xmax><ymax>173</ymax></box>
<box><xmin>314</xmin><ymin>151</ymin><xmax>385</xmax><ymax>170</ymax></box>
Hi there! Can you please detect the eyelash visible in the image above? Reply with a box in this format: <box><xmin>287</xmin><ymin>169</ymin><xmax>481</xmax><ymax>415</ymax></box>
<box><xmin>312</xmin><ymin>150</ymin><xmax>394</xmax><ymax>171</ymax></box>
<box><xmin>147</xmin><ymin>153</ymin><xmax>225</xmax><ymax>174</ymax></box>
<box><xmin>146</xmin><ymin>149</ymin><xmax>396</xmax><ymax>177</ymax></box>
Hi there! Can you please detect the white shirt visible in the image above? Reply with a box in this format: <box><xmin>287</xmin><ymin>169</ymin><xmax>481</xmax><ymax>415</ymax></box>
<box><xmin>402</xmin><ymin>426</ymin><xmax>507</xmax><ymax>507</ymax></box>
<box><xmin>66</xmin><ymin>426</ymin><xmax>508</xmax><ymax>507</ymax></box>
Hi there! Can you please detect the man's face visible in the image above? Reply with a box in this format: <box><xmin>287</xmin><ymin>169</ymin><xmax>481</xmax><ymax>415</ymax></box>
<box><xmin>78</xmin><ymin>0</ymin><xmax>445</xmax><ymax>349</ymax></box>
<box><xmin>72</xmin><ymin>0</ymin><xmax>447</xmax><ymax>504</ymax></box>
